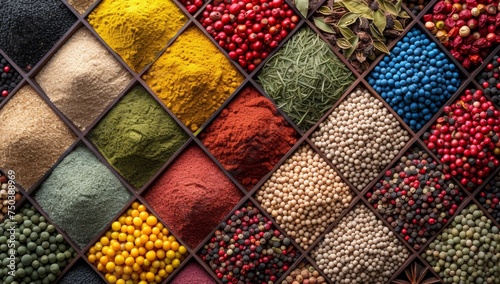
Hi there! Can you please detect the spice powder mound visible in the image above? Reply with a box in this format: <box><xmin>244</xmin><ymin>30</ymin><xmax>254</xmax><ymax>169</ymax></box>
<box><xmin>88</xmin><ymin>0</ymin><xmax>187</xmax><ymax>72</ymax></box>
<box><xmin>143</xmin><ymin>26</ymin><xmax>244</xmax><ymax>132</ymax></box>
<box><xmin>200</xmin><ymin>86</ymin><xmax>298</xmax><ymax>190</ymax></box>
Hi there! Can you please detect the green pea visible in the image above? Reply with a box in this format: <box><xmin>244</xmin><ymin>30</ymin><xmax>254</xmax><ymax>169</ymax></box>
<box><xmin>56</xmin><ymin>253</ymin><xmax>65</xmax><ymax>262</ymax></box>
<box><xmin>35</xmin><ymin>246</ymin><xmax>44</xmax><ymax>256</ymax></box>
<box><xmin>64</xmin><ymin>250</ymin><xmax>72</xmax><ymax>259</ymax></box>
<box><xmin>47</xmin><ymin>273</ymin><xmax>56</xmax><ymax>282</ymax></box>
<box><xmin>31</xmin><ymin>270</ymin><xmax>39</xmax><ymax>280</ymax></box>
<box><xmin>0</xmin><ymin>236</ymin><xmax>7</xmax><ymax>244</ymax></box>
<box><xmin>21</xmin><ymin>254</ymin><xmax>33</xmax><ymax>266</ymax></box>
<box><xmin>46</xmin><ymin>225</ymin><xmax>55</xmax><ymax>233</ymax></box>
<box><xmin>27</xmin><ymin>242</ymin><xmax>36</xmax><ymax>251</ymax></box>
<box><xmin>32</xmin><ymin>260</ymin><xmax>40</xmax><ymax>269</ymax></box>
<box><xmin>14</xmin><ymin>215</ymin><xmax>23</xmax><ymax>224</ymax></box>
<box><xmin>48</xmin><ymin>254</ymin><xmax>56</xmax><ymax>263</ymax></box>
<box><xmin>49</xmin><ymin>264</ymin><xmax>60</xmax><ymax>274</ymax></box>
<box><xmin>40</xmin><ymin>255</ymin><xmax>48</xmax><ymax>264</ymax></box>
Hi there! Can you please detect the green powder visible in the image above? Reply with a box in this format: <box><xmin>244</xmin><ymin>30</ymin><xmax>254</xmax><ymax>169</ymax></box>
<box><xmin>34</xmin><ymin>146</ymin><xmax>132</xmax><ymax>248</ymax></box>
<box><xmin>89</xmin><ymin>86</ymin><xmax>189</xmax><ymax>188</ymax></box>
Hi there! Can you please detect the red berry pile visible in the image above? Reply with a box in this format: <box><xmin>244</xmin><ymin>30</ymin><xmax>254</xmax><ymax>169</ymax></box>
<box><xmin>199</xmin><ymin>0</ymin><xmax>299</xmax><ymax>73</ymax></box>
<box><xmin>423</xmin><ymin>0</ymin><xmax>500</xmax><ymax>70</ymax></box>
<box><xmin>423</xmin><ymin>89</ymin><xmax>500</xmax><ymax>190</ymax></box>
<box><xmin>181</xmin><ymin>0</ymin><xmax>205</xmax><ymax>14</ymax></box>
<box><xmin>366</xmin><ymin>146</ymin><xmax>464</xmax><ymax>250</ymax></box>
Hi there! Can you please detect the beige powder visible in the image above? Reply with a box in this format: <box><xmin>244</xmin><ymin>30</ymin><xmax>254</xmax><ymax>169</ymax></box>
<box><xmin>36</xmin><ymin>27</ymin><xmax>132</xmax><ymax>130</ymax></box>
<box><xmin>0</xmin><ymin>85</ymin><xmax>76</xmax><ymax>190</ymax></box>
<box><xmin>67</xmin><ymin>0</ymin><xmax>96</xmax><ymax>14</ymax></box>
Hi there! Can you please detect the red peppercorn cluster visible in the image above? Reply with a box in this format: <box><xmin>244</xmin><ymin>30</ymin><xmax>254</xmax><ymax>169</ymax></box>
<box><xmin>423</xmin><ymin>89</ymin><xmax>500</xmax><ymax>190</ymax></box>
<box><xmin>199</xmin><ymin>0</ymin><xmax>299</xmax><ymax>72</ymax></box>
<box><xmin>477</xmin><ymin>171</ymin><xmax>500</xmax><ymax>222</ymax></box>
<box><xmin>181</xmin><ymin>0</ymin><xmax>205</xmax><ymax>14</ymax></box>
<box><xmin>423</xmin><ymin>0</ymin><xmax>500</xmax><ymax>69</ymax></box>
<box><xmin>477</xmin><ymin>55</ymin><xmax>500</xmax><ymax>106</ymax></box>
<box><xmin>199</xmin><ymin>203</ymin><xmax>298</xmax><ymax>283</ymax></box>
<box><xmin>366</xmin><ymin>146</ymin><xmax>464</xmax><ymax>250</ymax></box>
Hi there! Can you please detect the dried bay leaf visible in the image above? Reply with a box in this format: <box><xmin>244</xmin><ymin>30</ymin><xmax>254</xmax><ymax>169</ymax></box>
<box><xmin>338</xmin><ymin>12</ymin><xmax>360</xmax><ymax>27</ymax></box>
<box><xmin>373</xmin><ymin>9</ymin><xmax>386</xmax><ymax>33</ymax></box>
<box><xmin>399</xmin><ymin>10</ymin><xmax>411</xmax><ymax>18</ymax></box>
<box><xmin>337</xmin><ymin>37</ymin><xmax>353</xmax><ymax>49</ymax></box>
<box><xmin>393</xmin><ymin>20</ymin><xmax>404</xmax><ymax>31</ymax></box>
<box><xmin>296</xmin><ymin>0</ymin><xmax>309</xmax><ymax>17</ymax></box>
<box><xmin>344</xmin><ymin>35</ymin><xmax>359</xmax><ymax>58</ymax></box>
<box><xmin>317</xmin><ymin>6</ymin><xmax>334</xmax><ymax>15</ymax></box>
<box><xmin>373</xmin><ymin>40</ymin><xmax>390</xmax><ymax>54</ymax></box>
<box><xmin>313</xmin><ymin>17</ymin><xmax>336</xmax><ymax>33</ymax></box>
<box><xmin>339</xmin><ymin>26</ymin><xmax>355</xmax><ymax>38</ymax></box>
<box><xmin>341</xmin><ymin>0</ymin><xmax>373</xmax><ymax>15</ymax></box>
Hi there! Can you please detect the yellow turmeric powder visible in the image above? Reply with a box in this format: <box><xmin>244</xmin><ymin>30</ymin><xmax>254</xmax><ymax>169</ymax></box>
<box><xmin>143</xmin><ymin>26</ymin><xmax>244</xmax><ymax>132</ymax></box>
<box><xmin>88</xmin><ymin>0</ymin><xmax>187</xmax><ymax>73</ymax></box>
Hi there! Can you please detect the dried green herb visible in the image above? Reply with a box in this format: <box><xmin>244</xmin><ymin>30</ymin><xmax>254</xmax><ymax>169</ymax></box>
<box><xmin>256</xmin><ymin>27</ymin><xmax>354</xmax><ymax>131</ymax></box>
<box><xmin>314</xmin><ymin>0</ymin><xmax>409</xmax><ymax>73</ymax></box>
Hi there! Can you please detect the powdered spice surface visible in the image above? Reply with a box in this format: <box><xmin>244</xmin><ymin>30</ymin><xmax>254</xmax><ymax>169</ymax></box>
<box><xmin>144</xmin><ymin>145</ymin><xmax>242</xmax><ymax>248</ymax></box>
<box><xmin>200</xmin><ymin>87</ymin><xmax>298</xmax><ymax>190</ymax></box>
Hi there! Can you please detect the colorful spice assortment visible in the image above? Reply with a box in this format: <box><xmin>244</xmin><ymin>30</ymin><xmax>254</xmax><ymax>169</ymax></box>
<box><xmin>256</xmin><ymin>27</ymin><xmax>355</xmax><ymax>131</ymax></box>
<box><xmin>200</xmin><ymin>86</ymin><xmax>298</xmax><ymax>190</ymax></box>
<box><xmin>88</xmin><ymin>0</ymin><xmax>187</xmax><ymax>73</ymax></box>
<box><xmin>199</xmin><ymin>0</ymin><xmax>299</xmax><ymax>72</ymax></box>
<box><xmin>170</xmin><ymin>261</ymin><xmax>216</xmax><ymax>284</ymax></box>
<box><xmin>36</xmin><ymin>27</ymin><xmax>132</xmax><ymax>130</ymax></box>
<box><xmin>477</xmin><ymin>54</ymin><xmax>500</xmax><ymax>106</ymax></box>
<box><xmin>312</xmin><ymin>203</ymin><xmax>410</xmax><ymax>284</ymax></box>
<box><xmin>0</xmin><ymin>56</ymin><xmax>22</xmax><ymax>100</ymax></box>
<box><xmin>89</xmin><ymin>86</ymin><xmax>189</xmax><ymax>189</ymax></box>
<box><xmin>256</xmin><ymin>144</ymin><xmax>352</xmax><ymax>249</ymax></box>
<box><xmin>282</xmin><ymin>262</ymin><xmax>327</xmax><ymax>284</ymax></box>
<box><xmin>143</xmin><ymin>26</ymin><xmax>244</xmax><ymax>132</ymax></box>
<box><xmin>199</xmin><ymin>202</ymin><xmax>299</xmax><ymax>283</ymax></box>
<box><xmin>0</xmin><ymin>204</ymin><xmax>77</xmax><ymax>283</ymax></box>
<box><xmin>313</xmin><ymin>0</ymin><xmax>410</xmax><ymax>73</ymax></box>
<box><xmin>311</xmin><ymin>88</ymin><xmax>409</xmax><ymax>191</ymax></box>
<box><xmin>59</xmin><ymin>260</ymin><xmax>106</xmax><ymax>284</ymax></box>
<box><xmin>0</xmin><ymin>85</ymin><xmax>76</xmax><ymax>190</ymax></box>
<box><xmin>0</xmin><ymin>172</ymin><xmax>21</xmax><ymax>219</ymax></box>
<box><xmin>34</xmin><ymin>146</ymin><xmax>132</xmax><ymax>248</ymax></box>
<box><xmin>144</xmin><ymin>145</ymin><xmax>242</xmax><ymax>249</ymax></box>
<box><xmin>67</xmin><ymin>0</ymin><xmax>97</xmax><ymax>14</ymax></box>
<box><xmin>0</xmin><ymin>0</ymin><xmax>76</xmax><ymax>71</ymax></box>
<box><xmin>366</xmin><ymin>146</ymin><xmax>465</xmax><ymax>250</ymax></box>
<box><xmin>368</xmin><ymin>27</ymin><xmax>461</xmax><ymax>132</ymax></box>
<box><xmin>477</xmin><ymin>171</ymin><xmax>500</xmax><ymax>223</ymax></box>
<box><xmin>424</xmin><ymin>0</ymin><xmax>500</xmax><ymax>69</ymax></box>
<box><xmin>422</xmin><ymin>204</ymin><xmax>500</xmax><ymax>284</ymax></box>
<box><xmin>87</xmin><ymin>201</ymin><xmax>188</xmax><ymax>283</ymax></box>
<box><xmin>422</xmin><ymin>88</ymin><xmax>500</xmax><ymax>190</ymax></box>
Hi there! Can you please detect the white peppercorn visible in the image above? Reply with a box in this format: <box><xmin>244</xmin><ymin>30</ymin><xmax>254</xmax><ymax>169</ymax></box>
<box><xmin>311</xmin><ymin>89</ymin><xmax>410</xmax><ymax>191</ymax></box>
<box><xmin>256</xmin><ymin>144</ymin><xmax>352</xmax><ymax>249</ymax></box>
<box><xmin>312</xmin><ymin>203</ymin><xmax>410</xmax><ymax>283</ymax></box>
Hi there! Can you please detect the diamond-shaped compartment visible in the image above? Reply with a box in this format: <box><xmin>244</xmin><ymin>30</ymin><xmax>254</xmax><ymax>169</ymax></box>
<box><xmin>365</xmin><ymin>144</ymin><xmax>466</xmax><ymax>250</ymax></box>
<box><xmin>199</xmin><ymin>201</ymin><xmax>300</xmax><ymax>283</ymax></box>
<box><xmin>87</xmin><ymin>0</ymin><xmax>188</xmax><ymax>73</ymax></box>
<box><xmin>0</xmin><ymin>85</ymin><xmax>77</xmax><ymax>190</ymax></box>
<box><xmin>142</xmin><ymin>25</ymin><xmax>245</xmax><ymax>133</ymax></box>
<box><xmin>421</xmin><ymin>87</ymin><xmax>500</xmax><ymax>191</ymax></box>
<box><xmin>393</xmin><ymin>259</ymin><xmax>441</xmax><ymax>283</ymax></box>
<box><xmin>422</xmin><ymin>203</ymin><xmax>500</xmax><ymax>283</ymax></box>
<box><xmin>86</xmin><ymin>201</ymin><xmax>189</xmax><ymax>283</ymax></box>
<box><xmin>88</xmin><ymin>85</ymin><xmax>189</xmax><ymax>189</ymax></box>
<box><xmin>368</xmin><ymin>26</ymin><xmax>462</xmax><ymax>132</ymax></box>
<box><xmin>311</xmin><ymin>1</ymin><xmax>411</xmax><ymax>74</ymax></box>
<box><xmin>199</xmin><ymin>85</ymin><xmax>299</xmax><ymax>190</ymax></box>
<box><xmin>170</xmin><ymin>259</ymin><xmax>216</xmax><ymax>284</ymax></box>
<box><xmin>311</xmin><ymin>202</ymin><xmax>410</xmax><ymax>283</ymax></box>
<box><xmin>255</xmin><ymin>143</ymin><xmax>353</xmax><ymax>250</ymax></box>
<box><xmin>310</xmin><ymin>87</ymin><xmax>410</xmax><ymax>191</ymax></box>
<box><xmin>143</xmin><ymin>143</ymin><xmax>243</xmax><ymax>249</ymax></box>
<box><xmin>197</xmin><ymin>0</ymin><xmax>300</xmax><ymax>73</ymax></box>
<box><xmin>0</xmin><ymin>201</ymin><xmax>78</xmax><ymax>283</ymax></box>
<box><xmin>35</xmin><ymin>27</ymin><xmax>133</xmax><ymax>131</ymax></box>
<box><xmin>256</xmin><ymin>26</ymin><xmax>355</xmax><ymax>132</ymax></box>
<box><xmin>33</xmin><ymin>145</ymin><xmax>133</xmax><ymax>248</ymax></box>
<box><xmin>0</xmin><ymin>0</ymin><xmax>77</xmax><ymax>72</ymax></box>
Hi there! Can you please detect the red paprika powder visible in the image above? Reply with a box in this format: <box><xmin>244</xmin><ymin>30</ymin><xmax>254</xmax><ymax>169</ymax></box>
<box><xmin>200</xmin><ymin>86</ymin><xmax>298</xmax><ymax>190</ymax></box>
